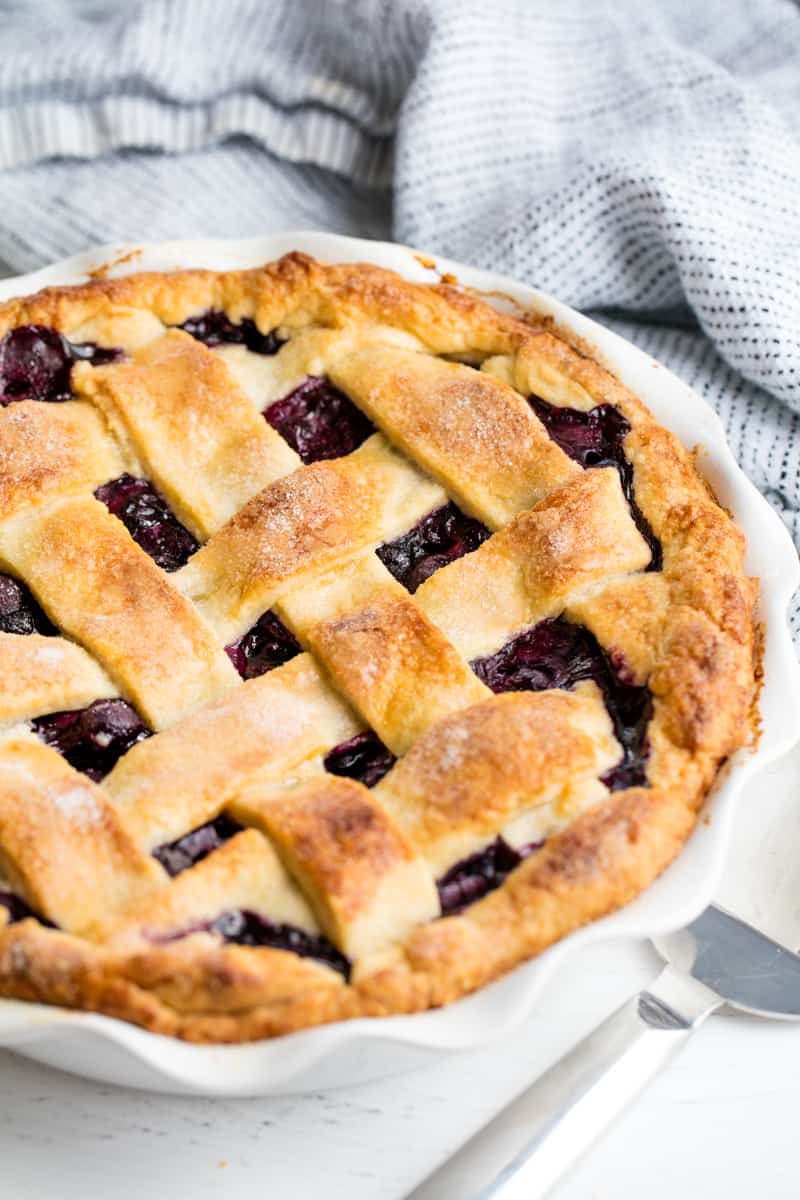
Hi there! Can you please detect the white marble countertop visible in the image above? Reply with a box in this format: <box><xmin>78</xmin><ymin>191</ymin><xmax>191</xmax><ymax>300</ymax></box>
<box><xmin>2</xmin><ymin>742</ymin><xmax>799</xmax><ymax>1200</ymax></box>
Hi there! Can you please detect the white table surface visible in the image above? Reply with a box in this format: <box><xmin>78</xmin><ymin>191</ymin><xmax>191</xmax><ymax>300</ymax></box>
<box><xmin>2</xmin><ymin>742</ymin><xmax>799</xmax><ymax>1200</ymax></box>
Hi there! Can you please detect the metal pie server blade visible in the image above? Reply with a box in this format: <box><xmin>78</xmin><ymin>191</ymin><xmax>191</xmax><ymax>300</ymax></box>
<box><xmin>653</xmin><ymin>903</ymin><xmax>800</xmax><ymax>1018</ymax></box>
<box><xmin>407</xmin><ymin>904</ymin><xmax>800</xmax><ymax>1200</ymax></box>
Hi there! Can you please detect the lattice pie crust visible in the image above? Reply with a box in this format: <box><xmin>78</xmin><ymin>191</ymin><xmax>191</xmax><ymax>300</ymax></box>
<box><xmin>0</xmin><ymin>253</ymin><xmax>756</xmax><ymax>1042</ymax></box>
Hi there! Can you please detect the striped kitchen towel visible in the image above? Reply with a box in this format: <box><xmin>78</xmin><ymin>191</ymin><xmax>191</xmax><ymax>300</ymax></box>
<box><xmin>0</xmin><ymin>0</ymin><xmax>798</xmax><ymax>636</ymax></box>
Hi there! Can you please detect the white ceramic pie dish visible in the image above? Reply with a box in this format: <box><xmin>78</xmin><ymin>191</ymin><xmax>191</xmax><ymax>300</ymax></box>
<box><xmin>0</xmin><ymin>231</ymin><xmax>797</xmax><ymax>1096</ymax></box>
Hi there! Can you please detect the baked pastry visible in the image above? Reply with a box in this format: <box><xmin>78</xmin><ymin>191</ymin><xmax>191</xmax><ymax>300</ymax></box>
<box><xmin>0</xmin><ymin>252</ymin><xmax>756</xmax><ymax>1042</ymax></box>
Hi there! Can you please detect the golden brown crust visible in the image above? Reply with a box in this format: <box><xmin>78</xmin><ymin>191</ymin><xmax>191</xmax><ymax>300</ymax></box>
<box><xmin>374</xmin><ymin>689</ymin><xmax>618</xmax><ymax>873</ymax></box>
<box><xmin>329</xmin><ymin>347</ymin><xmax>579</xmax><ymax>527</ymax></box>
<box><xmin>279</xmin><ymin>553</ymin><xmax>489</xmax><ymax>755</ymax></box>
<box><xmin>415</xmin><ymin>467</ymin><xmax>653</xmax><ymax>660</ymax></box>
<box><xmin>73</xmin><ymin>331</ymin><xmax>299</xmax><ymax>538</ymax></box>
<box><xmin>176</xmin><ymin>433</ymin><xmax>443</xmax><ymax>642</ymax></box>
<box><xmin>0</xmin><ymin>496</ymin><xmax>239</xmax><ymax>729</ymax></box>
<box><xmin>0</xmin><ymin>632</ymin><xmax>118</xmax><ymax>724</ymax></box>
<box><xmin>0</xmin><ymin>251</ymin><xmax>757</xmax><ymax>1042</ymax></box>
<box><xmin>235</xmin><ymin>775</ymin><xmax>440</xmax><ymax>959</ymax></box>
<box><xmin>109</xmin><ymin>829</ymin><xmax>319</xmax><ymax>950</ymax></box>
<box><xmin>104</xmin><ymin>653</ymin><xmax>359</xmax><ymax>848</ymax></box>
<box><xmin>0</xmin><ymin>399</ymin><xmax>126</xmax><ymax>522</ymax></box>
<box><xmin>0</xmin><ymin>741</ymin><xmax>164</xmax><ymax>940</ymax></box>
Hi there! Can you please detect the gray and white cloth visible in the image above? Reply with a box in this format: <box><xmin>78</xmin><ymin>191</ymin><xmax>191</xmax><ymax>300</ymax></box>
<box><xmin>0</xmin><ymin>0</ymin><xmax>798</xmax><ymax>635</ymax></box>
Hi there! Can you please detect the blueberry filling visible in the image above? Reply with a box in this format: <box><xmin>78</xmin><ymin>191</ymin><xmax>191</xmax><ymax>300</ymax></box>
<box><xmin>32</xmin><ymin>698</ymin><xmax>151</xmax><ymax>782</ymax></box>
<box><xmin>211</xmin><ymin>911</ymin><xmax>350</xmax><ymax>976</ymax></box>
<box><xmin>437</xmin><ymin>837</ymin><xmax>543</xmax><ymax>915</ymax></box>
<box><xmin>95</xmin><ymin>474</ymin><xmax>199</xmax><ymax>572</ymax></box>
<box><xmin>264</xmin><ymin>376</ymin><xmax>375</xmax><ymax>464</ymax></box>
<box><xmin>153</xmin><ymin>815</ymin><xmax>243</xmax><ymax>877</ymax></box>
<box><xmin>158</xmin><ymin>909</ymin><xmax>350</xmax><ymax>978</ymax></box>
<box><xmin>376</xmin><ymin>502</ymin><xmax>491</xmax><ymax>593</ymax></box>
<box><xmin>0</xmin><ymin>324</ymin><xmax>121</xmax><ymax>406</ymax></box>
<box><xmin>0</xmin><ymin>889</ymin><xmax>52</xmax><ymax>926</ymax></box>
<box><xmin>0</xmin><ymin>572</ymin><xmax>57</xmax><ymax>636</ymax></box>
<box><xmin>471</xmin><ymin>616</ymin><xmax>652</xmax><ymax>792</ymax></box>
<box><xmin>324</xmin><ymin>731</ymin><xmax>397</xmax><ymax>789</ymax></box>
<box><xmin>528</xmin><ymin>395</ymin><xmax>662</xmax><ymax>570</ymax></box>
<box><xmin>225</xmin><ymin>611</ymin><xmax>301</xmax><ymax>680</ymax></box>
<box><xmin>176</xmin><ymin>311</ymin><xmax>284</xmax><ymax>356</ymax></box>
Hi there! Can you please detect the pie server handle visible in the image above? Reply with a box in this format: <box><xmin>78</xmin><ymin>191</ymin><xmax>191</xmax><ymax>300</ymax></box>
<box><xmin>405</xmin><ymin>963</ymin><xmax>722</xmax><ymax>1200</ymax></box>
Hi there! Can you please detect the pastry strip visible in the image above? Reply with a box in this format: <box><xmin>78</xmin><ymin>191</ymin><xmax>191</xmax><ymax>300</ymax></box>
<box><xmin>0</xmin><ymin>496</ymin><xmax>239</xmax><ymax>729</ymax></box>
<box><xmin>73</xmin><ymin>330</ymin><xmax>300</xmax><ymax>539</ymax></box>
<box><xmin>0</xmin><ymin>633</ymin><xmax>118</xmax><ymax>726</ymax></box>
<box><xmin>177</xmin><ymin>434</ymin><xmax>445</xmax><ymax>643</ymax></box>
<box><xmin>279</xmin><ymin>553</ymin><xmax>489</xmax><ymax>755</ymax></box>
<box><xmin>104</xmin><ymin>654</ymin><xmax>360</xmax><ymax>849</ymax></box>
<box><xmin>375</xmin><ymin>689</ymin><xmax>619</xmax><ymax>874</ymax></box>
<box><xmin>0</xmin><ymin>740</ymin><xmax>163</xmax><ymax>940</ymax></box>
<box><xmin>415</xmin><ymin>468</ymin><xmax>652</xmax><ymax>660</ymax></box>
<box><xmin>232</xmin><ymin>775</ymin><xmax>439</xmax><ymax>958</ymax></box>
<box><xmin>329</xmin><ymin>346</ymin><xmax>580</xmax><ymax>527</ymax></box>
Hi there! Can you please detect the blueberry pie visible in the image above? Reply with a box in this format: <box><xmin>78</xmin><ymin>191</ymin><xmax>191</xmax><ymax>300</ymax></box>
<box><xmin>0</xmin><ymin>253</ymin><xmax>756</xmax><ymax>1041</ymax></box>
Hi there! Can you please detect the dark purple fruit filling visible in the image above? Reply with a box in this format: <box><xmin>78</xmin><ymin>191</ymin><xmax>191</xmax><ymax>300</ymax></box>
<box><xmin>95</xmin><ymin>474</ymin><xmax>199</xmax><ymax>572</ymax></box>
<box><xmin>0</xmin><ymin>889</ymin><xmax>52</xmax><ymax>926</ymax></box>
<box><xmin>209</xmin><ymin>911</ymin><xmax>349</xmax><ymax>976</ymax></box>
<box><xmin>159</xmin><ymin>910</ymin><xmax>350</xmax><ymax>978</ymax></box>
<box><xmin>0</xmin><ymin>324</ymin><xmax>121</xmax><ymax>406</ymax></box>
<box><xmin>324</xmin><ymin>731</ymin><xmax>397</xmax><ymax>789</ymax></box>
<box><xmin>471</xmin><ymin>616</ymin><xmax>652</xmax><ymax>792</ymax></box>
<box><xmin>0</xmin><ymin>572</ymin><xmax>57</xmax><ymax>636</ymax></box>
<box><xmin>176</xmin><ymin>311</ymin><xmax>284</xmax><ymax>356</ymax></box>
<box><xmin>528</xmin><ymin>394</ymin><xmax>629</xmax><ymax>470</ymax></box>
<box><xmin>225</xmin><ymin>611</ymin><xmax>301</xmax><ymax>680</ymax></box>
<box><xmin>376</xmin><ymin>502</ymin><xmax>491</xmax><ymax>593</ymax></box>
<box><xmin>528</xmin><ymin>395</ymin><xmax>662</xmax><ymax>570</ymax></box>
<box><xmin>264</xmin><ymin>376</ymin><xmax>375</xmax><ymax>464</ymax></box>
<box><xmin>437</xmin><ymin>837</ymin><xmax>543</xmax><ymax>915</ymax></box>
<box><xmin>153</xmin><ymin>815</ymin><xmax>243</xmax><ymax>877</ymax></box>
<box><xmin>32</xmin><ymin>698</ymin><xmax>151</xmax><ymax>782</ymax></box>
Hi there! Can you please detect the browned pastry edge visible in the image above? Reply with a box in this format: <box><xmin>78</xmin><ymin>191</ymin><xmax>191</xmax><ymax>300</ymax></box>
<box><xmin>0</xmin><ymin>783</ymin><xmax>705</xmax><ymax>1041</ymax></box>
<box><xmin>0</xmin><ymin>252</ymin><xmax>758</xmax><ymax>1042</ymax></box>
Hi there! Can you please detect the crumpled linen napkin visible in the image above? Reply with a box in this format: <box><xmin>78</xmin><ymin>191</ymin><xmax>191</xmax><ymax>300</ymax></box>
<box><xmin>0</xmin><ymin>0</ymin><xmax>798</xmax><ymax>636</ymax></box>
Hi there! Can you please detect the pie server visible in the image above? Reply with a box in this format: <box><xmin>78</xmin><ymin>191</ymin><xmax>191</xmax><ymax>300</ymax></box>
<box><xmin>407</xmin><ymin>904</ymin><xmax>800</xmax><ymax>1199</ymax></box>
